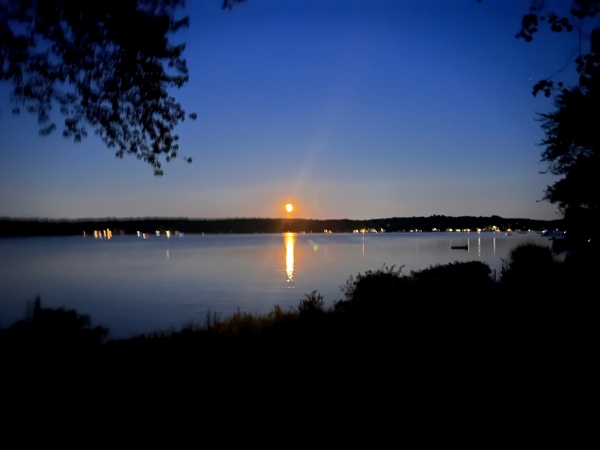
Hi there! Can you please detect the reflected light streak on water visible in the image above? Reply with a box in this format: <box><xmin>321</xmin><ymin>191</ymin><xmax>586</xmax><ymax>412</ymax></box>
<box><xmin>284</xmin><ymin>233</ymin><xmax>295</xmax><ymax>284</ymax></box>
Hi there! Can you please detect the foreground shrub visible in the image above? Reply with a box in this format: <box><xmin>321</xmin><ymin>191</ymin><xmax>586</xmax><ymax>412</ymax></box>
<box><xmin>409</xmin><ymin>261</ymin><xmax>492</xmax><ymax>287</ymax></box>
<box><xmin>1</xmin><ymin>296</ymin><xmax>108</xmax><ymax>354</ymax></box>
<box><xmin>298</xmin><ymin>291</ymin><xmax>326</xmax><ymax>316</ymax></box>
<box><xmin>337</xmin><ymin>261</ymin><xmax>495</xmax><ymax>309</ymax></box>
<box><xmin>337</xmin><ymin>265</ymin><xmax>405</xmax><ymax>309</ymax></box>
<box><xmin>178</xmin><ymin>304</ymin><xmax>298</xmax><ymax>337</ymax></box>
<box><xmin>500</xmin><ymin>241</ymin><xmax>559</xmax><ymax>286</ymax></box>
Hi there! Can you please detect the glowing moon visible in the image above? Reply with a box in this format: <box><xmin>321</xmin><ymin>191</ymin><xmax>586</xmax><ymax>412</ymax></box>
<box><xmin>285</xmin><ymin>203</ymin><xmax>293</xmax><ymax>213</ymax></box>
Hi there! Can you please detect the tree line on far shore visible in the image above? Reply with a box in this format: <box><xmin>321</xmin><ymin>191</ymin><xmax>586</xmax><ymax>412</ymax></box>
<box><xmin>0</xmin><ymin>215</ymin><xmax>564</xmax><ymax>237</ymax></box>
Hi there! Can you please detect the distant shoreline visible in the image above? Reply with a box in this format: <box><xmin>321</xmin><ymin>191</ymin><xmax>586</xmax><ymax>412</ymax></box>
<box><xmin>0</xmin><ymin>215</ymin><xmax>564</xmax><ymax>237</ymax></box>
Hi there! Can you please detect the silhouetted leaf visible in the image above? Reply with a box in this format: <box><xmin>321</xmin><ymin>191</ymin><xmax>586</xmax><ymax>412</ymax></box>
<box><xmin>532</xmin><ymin>80</ymin><xmax>554</xmax><ymax>97</ymax></box>
<box><xmin>517</xmin><ymin>13</ymin><xmax>539</xmax><ymax>41</ymax></box>
<box><xmin>39</xmin><ymin>123</ymin><xmax>57</xmax><ymax>135</ymax></box>
<box><xmin>222</xmin><ymin>0</ymin><xmax>246</xmax><ymax>10</ymax></box>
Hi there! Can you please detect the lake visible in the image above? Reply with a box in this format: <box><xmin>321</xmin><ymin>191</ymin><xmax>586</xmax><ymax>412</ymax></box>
<box><xmin>0</xmin><ymin>232</ymin><xmax>549</xmax><ymax>338</ymax></box>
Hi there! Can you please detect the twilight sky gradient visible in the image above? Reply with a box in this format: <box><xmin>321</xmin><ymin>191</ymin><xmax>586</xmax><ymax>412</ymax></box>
<box><xmin>0</xmin><ymin>0</ymin><xmax>583</xmax><ymax>220</ymax></box>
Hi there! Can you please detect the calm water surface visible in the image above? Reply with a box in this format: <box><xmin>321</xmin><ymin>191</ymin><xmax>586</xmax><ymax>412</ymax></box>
<box><xmin>0</xmin><ymin>232</ymin><xmax>548</xmax><ymax>338</ymax></box>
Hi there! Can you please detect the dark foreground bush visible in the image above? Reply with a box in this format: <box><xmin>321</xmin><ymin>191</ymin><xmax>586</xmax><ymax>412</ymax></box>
<box><xmin>500</xmin><ymin>241</ymin><xmax>560</xmax><ymax>286</ymax></box>
<box><xmin>410</xmin><ymin>260</ymin><xmax>492</xmax><ymax>286</ymax></box>
<box><xmin>337</xmin><ymin>264</ymin><xmax>406</xmax><ymax>309</ymax></box>
<box><xmin>1</xmin><ymin>296</ymin><xmax>108</xmax><ymax>355</ymax></box>
<box><xmin>297</xmin><ymin>290</ymin><xmax>325</xmax><ymax>316</ymax></box>
<box><xmin>336</xmin><ymin>261</ymin><xmax>495</xmax><ymax>310</ymax></box>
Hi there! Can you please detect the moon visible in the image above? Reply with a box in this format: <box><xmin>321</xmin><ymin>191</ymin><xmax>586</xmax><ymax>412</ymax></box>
<box><xmin>285</xmin><ymin>203</ymin><xmax>293</xmax><ymax>213</ymax></box>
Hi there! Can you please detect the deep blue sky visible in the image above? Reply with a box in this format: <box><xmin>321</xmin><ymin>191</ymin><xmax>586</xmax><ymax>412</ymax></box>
<box><xmin>0</xmin><ymin>0</ymin><xmax>584</xmax><ymax>220</ymax></box>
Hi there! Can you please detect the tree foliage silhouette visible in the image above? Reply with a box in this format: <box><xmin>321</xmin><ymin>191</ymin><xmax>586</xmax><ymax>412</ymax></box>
<box><xmin>517</xmin><ymin>1</ymin><xmax>600</xmax><ymax>237</ymax></box>
<box><xmin>539</xmin><ymin>69</ymin><xmax>599</xmax><ymax>222</ymax></box>
<box><xmin>0</xmin><ymin>0</ymin><xmax>196</xmax><ymax>175</ymax></box>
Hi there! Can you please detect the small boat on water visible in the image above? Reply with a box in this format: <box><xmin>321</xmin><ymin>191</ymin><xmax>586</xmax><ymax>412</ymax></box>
<box><xmin>451</xmin><ymin>245</ymin><xmax>468</xmax><ymax>250</ymax></box>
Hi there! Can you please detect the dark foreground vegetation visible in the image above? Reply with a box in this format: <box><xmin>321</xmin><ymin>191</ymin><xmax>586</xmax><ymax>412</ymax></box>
<box><xmin>1</xmin><ymin>242</ymin><xmax>594</xmax><ymax>435</ymax></box>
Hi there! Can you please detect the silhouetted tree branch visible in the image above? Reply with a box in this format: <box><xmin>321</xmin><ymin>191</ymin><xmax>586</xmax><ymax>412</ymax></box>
<box><xmin>0</xmin><ymin>0</ymin><xmax>198</xmax><ymax>175</ymax></box>
<box><xmin>516</xmin><ymin>1</ymin><xmax>600</xmax><ymax>239</ymax></box>
<box><xmin>516</xmin><ymin>0</ymin><xmax>599</xmax><ymax>96</ymax></box>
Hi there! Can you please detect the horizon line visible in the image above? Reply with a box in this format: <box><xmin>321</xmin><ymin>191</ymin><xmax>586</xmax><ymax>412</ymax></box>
<box><xmin>0</xmin><ymin>214</ymin><xmax>563</xmax><ymax>222</ymax></box>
